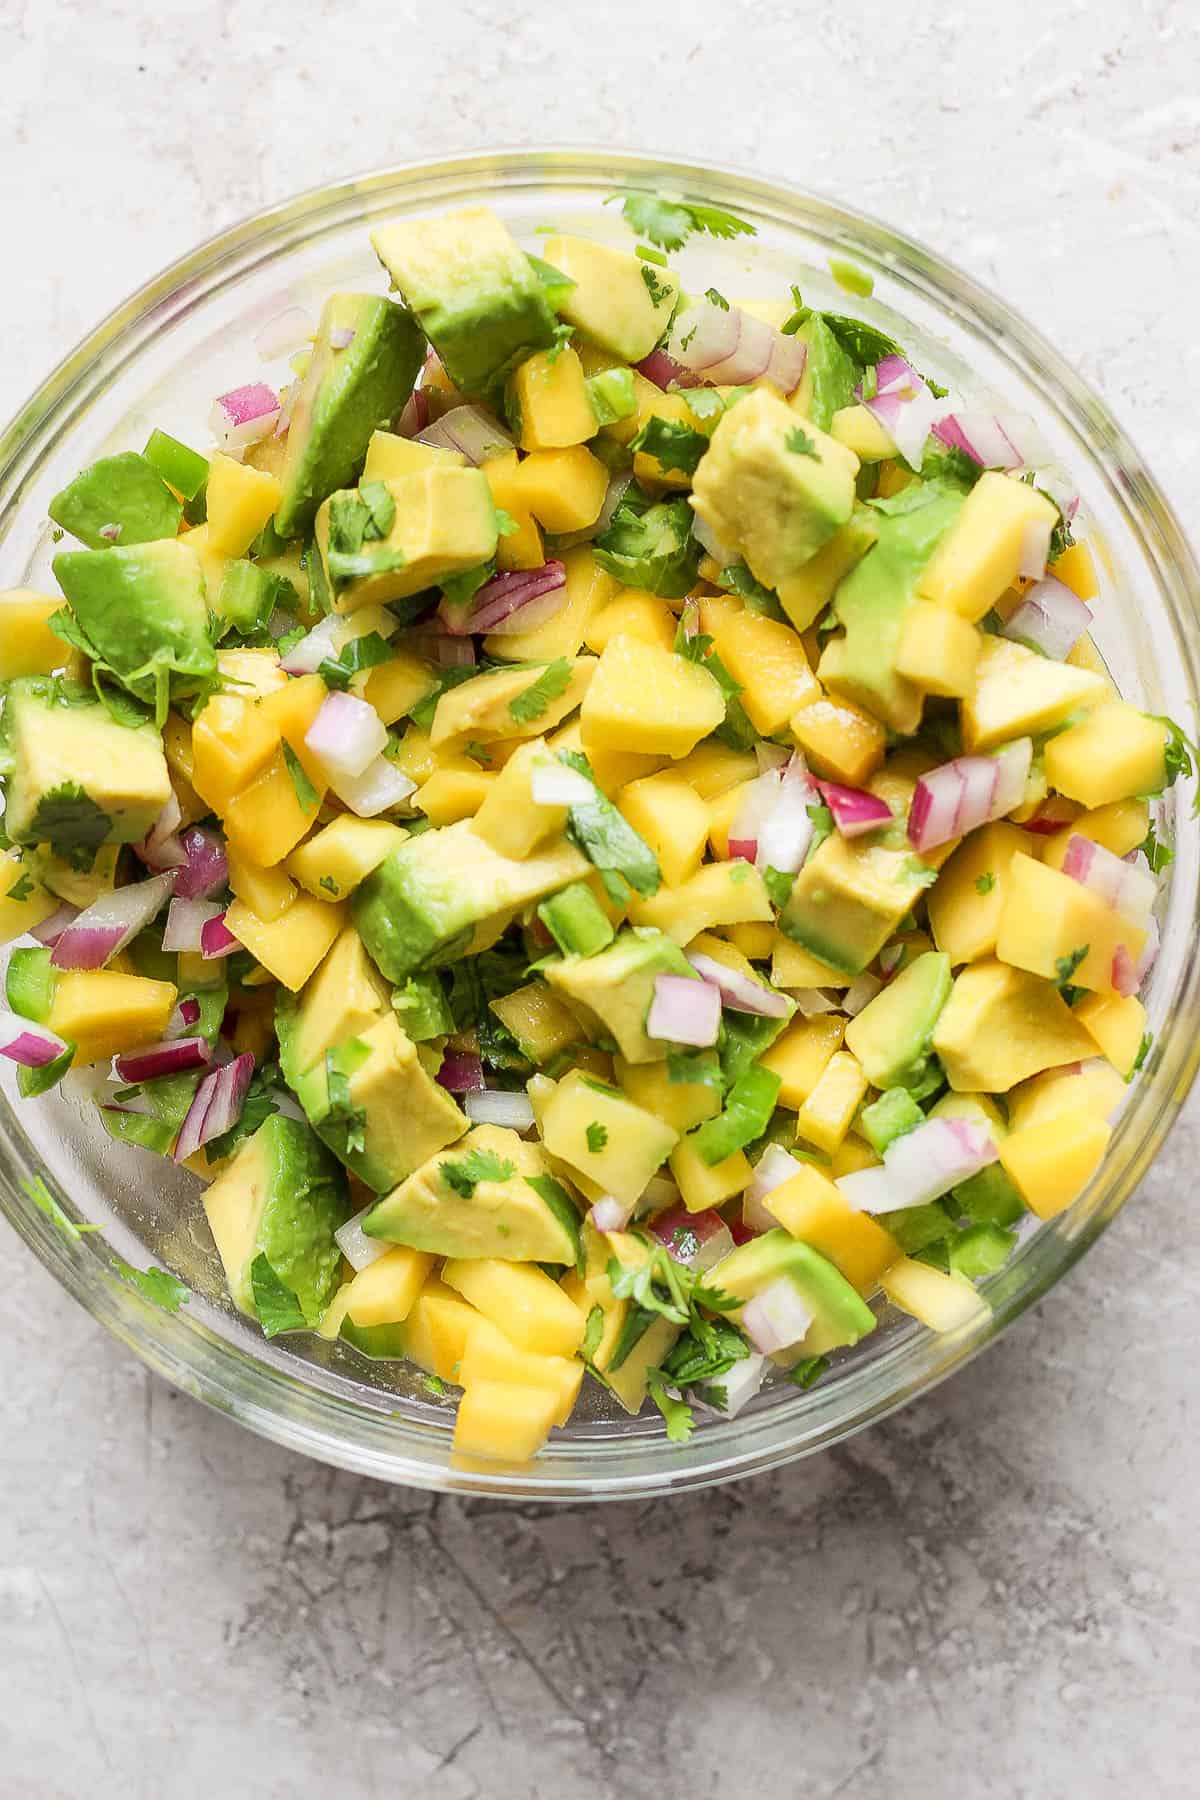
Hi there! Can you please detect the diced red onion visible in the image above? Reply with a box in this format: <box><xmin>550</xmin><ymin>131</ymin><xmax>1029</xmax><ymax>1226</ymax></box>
<box><xmin>330</xmin><ymin>325</ymin><xmax>356</xmax><ymax>351</ymax></box>
<box><xmin>789</xmin><ymin>987</ymin><xmax>841</xmax><ymax>1017</ymax></box>
<box><xmin>139</xmin><ymin>791</ymin><xmax>185</xmax><ymax>871</ymax></box>
<box><xmin>209</xmin><ymin>383</ymin><xmax>280</xmax><ymax>452</ymax></box>
<box><xmin>1135</xmin><ymin>913</ymin><xmax>1159</xmax><ymax>987</ymax></box>
<box><xmin>464</xmin><ymin>1090</ymin><xmax>536</xmax><ymax>1131</ymax></box>
<box><xmin>30</xmin><ymin>903</ymin><xmax>80</xmax><ymax>947</ymax></box>
<box><xmin>530</xmin><ymin>761</ymin><xmax>595</xmax><ymax>808</ymax></box>
<box><xmin>817</xmin><ymin>779</ymin><xmax>894</xmax><ymax>840</ymax></box>
<box><xmin>1061</xmin><ymin>833</ymin><xmax>1157</xmax><ymax>926</ymax></box>
<box><xmin>165</xmin><ymin>997</ymin><xmax>203</xmax><ymax>1040</ymax></box>
<box><xmin>254</xmin><ymin>306</ymin><xmax>312</xmax><ymax>361</ymax></box>
<box><xmin>407</xmin><ymin>632</ymin><xmax>476</xmax><ymax>669</ymax></box>
<box><xmin>397</xmin><ymin>384</ymin><xmax>432</xmax><ymax>439</ymax></box>
<box><xmin>635</xmin><ymin>348</ymin><xmax>697</xmax><ymax>389</ymax></box>
<box><xmin>280</xmin><ymin>614</ymin><xmax>345</xmax><ymax>675</ymax></box>
<box><xmin>590</xmin><ymin>1195</ymin><xmax>633</xmax><ymax>1234</ymax></box>
<box><xmin>172</xmin><ymin>826</ymin><xmax>229</xmax><ymax>901</ymax></box>
<box><xmin>685</xmin><ymin>951</ymin><xmax>791</xmax><ymax>1019</ymax></box>
<box><xmin>51</xmin><ymin>872</ymin><xmax>176</xmax><ymax>971</ymax></box>
<box><xmin>98</xmin><ymin>522</ymin><xmax>122</xmax><ymax>543</ymax></box>
<box><xmin>649</xmin><ymin>1204</ymin><xmax>735</xmax><ymax>1272</ymax></box>
<box><xmin>173</xmin><ymin>1051</ymin><xmax>254</xmax><ymax>1163</ymax></box>
<box><xmin>758</xmin><ymin>757</ymin><xmax>819</xmax><ymax>874</ymax></box>
<box><xmin>932</xmin><ymin>412</ymin><xmax>1024</xmax><ymax>470</ymax></box>
<box><xmin>163</xmin><ymin>898</ymin><xmax>223</xmax><ymax>953</ymax></box>
<box><xmin>441</xmin><ymin>562</ymin><xmax>567</xmax><ymax>637</ymax></box>
<box><xmin>860</xmin><ymin>358</ymin><xmax>940</xmax><ymax>469</ymax></box>
<box><xmin>741</xmin><ymin>1277</ymin><xmax>815</xmax><ymax>1354</ymax></box>
<box><xmin>114</xmin><ymin>1037</ymin><xmax>212</xmax><ymax>1083</ymax></box>
<box><xmin>907</xmin><ymin>738</ymin><xmax>1033</xmax><ymax>853</ymax></box>
<box><xmin>1111</xmin><ymin>944</ymin><xmax>1138</xmax><ymax>998</ymax></box>
<box><xmin>272</xmin><ymin>383</ymin><xmax>297</xmax><ymax>439</ymax></box>
<box><xmin>305</xmin><ymin>690</ymin><xmax>388</xmax><ymax>781</ymax></box>
<box><xmin>335</xmin><ymin>1203</ymin><xmax>390</xmax><ymax>1273</ymax></box>
<box><xmin>416</xmin><ymin>404</ymin><xmax>514</xmax><ymax>465</ymax></box>
<box><xmin>328</xmin><ymin>755</ymin><xmax>416</xmax><ymax>818</ymax></box>
<box><xmin>842</xmin><ymin>971</ymin><xmax>882</xmax><ymax>1016</ymax></box>
<box><xmin>647</xmin><ymin>973</ymin><xmax>722</xmax><ymax>1047</ymax></box>
<box><xmin>693</xmin><ymin>1349</ymin><xmax>766</xmax><ymax>1417</ymax></box>
<box><xmin>1018</xmin><ymin>514</ymin><xmax>1054</xmax><ymax>582</ymax></box>
<box><xmin>838</xmin><ymin>1117</ymin><xmax>997</xmax><ymax>1215</ymax></box>
<box><xmin>743</xmin><ymin>1142</ymin><xmax>805</xmax><ymax>1233</ymax></box>
<box><xmin>1000</xmin><ymin>577</ymin><xmax>1092</xmax><ymax>661</ymax></box>
<box><xmin>671</xmin><ymin>299</ymin><xmax>805</xmax><ymax>392</ymax></box>
<box><xmin>200</xmin><ymin>912</ymin><xmax>241</xmax><ymax>960</ymax></box>
<box><xmin>690</xmin><ymin>507</ymin><xmax>738</xmax><ymax>567</ymax></box>
<box><xmin>878</xmin><ymin>943</ymin><xmax>904</xmax><ymax>977</ymax></box>
<box><xmin>0</xmin><ymin>1013</ymin><xmax>72</xmax><ymax>1069</ymax></box>
<box><xmin>436</xmin><ymin>1050</ymin><xmax>485</xmax><ymax>1094</ymax></box>
<box><xmin>592</xmin><ymin>471</ymin><xmax>634</xmax><ymax>541</ymax></box>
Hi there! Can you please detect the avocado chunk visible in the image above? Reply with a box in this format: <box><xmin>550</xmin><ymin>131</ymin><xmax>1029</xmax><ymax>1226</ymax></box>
<box><xmin>48</xmin><ymin>451</ymin><xmax>182</xmax><ymax>549</ymax></box>
<box><xmin>790</xmin><ymin>314</ymin><xmax>860</xmax><ymax>431</ymax></box>
<box><xmin>817</xmin><ymin>479</ymin><xmax>964</xmax><ymax>735</ymax></box>
<box><xmin>290</xmin><ymin>1011</ymin><xmax>467</xmax><ymax>1193</ymax></box>
<box><xmin>710</xmin><ymin>1228</ymin><xmax>876</xmax><ymax>1356</ymax></box>
<box><xmin>541</xmin><ymin>234</ymin><xmax>680</xmax><ymax>364</ymax></box>
<box><xmin>275</xmin><ymin>293</ymin><xmax>425</xmax><ymax>539</ymax></box>
<box><xmin>363</xmin><ymin>1123</ymin><xmax>581</xmax><ymax>1264</ymax></box>
<box><xmin>353</xmin><ymin>820</ymin><xmax>588</xmax><ymax>982</ymax></box>
<box><xmin>0</xmin><ymin>676</ymin><xmax>171</xmax><ymax>859</ymax></box>
<box><xmin>52</xmin><ymin>538</ymin><xmax>217</xmax><ymax>713</ymax></box>
<box><xmin>544</xmin><ymin>926</ymin><xmax>698</xmax><ymax>1064</ymax></box>
<box><xmin>278</xmin><ymin>924</ymin><xmax>391</xmax><ymax>1079</ymax></box>
<box><xmin>202</xmin><ymin>1114</ymin><xmax>349</xmax><ymax>1326</ymax></box>
<box><xmin>690</xmin><ymin>388</ymin><xmax>858</xmax><ymax>592</ymax></box>
<box><xmin>314</xmin><ymin>467</ymin><xmax>499</xmax><ymax>615</ymax></box>
<box><xmin>779</xmin><ymin>833</ymin><xmax>934</xmax><ymax>975</ymax></box>
<box><xmin>844</xmin><ymin>951</ymin><xmax>952</xmax><ymax>1089</ymax></box>
<box><xmin>371</xmin><ymin>206</ymin><xmax>558</xmax><ymax>403</ymax></box>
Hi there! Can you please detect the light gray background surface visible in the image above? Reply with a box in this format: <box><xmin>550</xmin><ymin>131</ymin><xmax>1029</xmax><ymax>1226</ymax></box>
<box><xmin>2</xmin><ymin>3</ymin><xmax>1199</xmax><ymax>1796</ymax></box>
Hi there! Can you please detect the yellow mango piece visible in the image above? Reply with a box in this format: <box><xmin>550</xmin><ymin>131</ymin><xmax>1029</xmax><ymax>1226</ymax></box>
<box><xmin>628</xmin><ymin>861</ymin><xmax>774</xmax><ymax>944</ymax></box>
<box><xmin>794</xmin><ymin>1050</ymin><xmax>867</xmax><ymax>1152</ymax></box>
<box><xmin>1050</xmin><ymin>541</ymin><xmax>1099</xmax><ymax>600</ymax></box>
<box><xmin>829</xmin><ymin>404</ymin><xmax>895</xmax><ymax>463</ymax></box>
<box><xmin>585</xmin><ymin>590</ymin><xmax>676</xmax><ymax>655</ymax></box>
<box><xmin>486</xmin><ymin>545</ymin><xmax>617</xmax><ymax>663</ymax></box>
<box><xmin>362</xmin><ymin>430</ymin><xmax>465</xmax><ymax>480</ymax></box>
<box><xmin>0</xmin><ymin>848</ymin><xmax>57</xmax><ymax>945</ymax></box>
<box><xmin>770</xmin><ymin>932</ymin><xmax>853</xmax><ymax>990</ymax></box>
<box><xmin>896</xmin><ymin>600</ymin><xmax>982</xmax><ymax>698</ymax></box>
<box><xmin>229</xmin><ymin>986</ymin><xmax>276</xmax><ymax>1062</ymax></box>
<box><xmin>670</xmin><ymin>741</ymin><xmax>758</xmax><ymax>801</ymax></box>
<box><xmin>668</xmin><ymin>1136</ymin><xmax>751</xmax><ymax>1213</ymax></box>
<box><xmin>724</xmin><ymin>921</ymin><xmax>776</xmax><ymax>960</ymax></box>
<box><xmin>431</xmin><ymin>657</ymin><xmax>594</xmax><ymax>748</ymax></box>
<box><xmin>1006</xmin><ymin>1061</ymin><xmax>1125</xmax><ymax>1133</ymax></box>
<box><xmin>0</xmin><ymin>590</ymin><xmax>66</xmax><ymax>678</ymax></box>
<box><xmin>581</xmin><ymin>634</ymin><xmax>724</xmax><ymax>759</ymax></box>
<box><xmin>765</xmin><ymin>1162</ymin><xmax>899</xmax><ymax>1296</ymax></box>
<box><xmin>708</xmin><ymin>609</ymin><xmax>820</xmax><ymax>734</ymax></box>
<box><xmin>225</xmin><ymin>845</ymin><xmax>296</xmax><ymax>923</ymax></box>
<box><xmin>225</xmin><ymin>893</ymin><xmax>345</xmax><ymax>991</ymax></box>
<box><xmin>510</xmin><ymin>346</ymin><xmax>595</xmax><ymax>450</ymax></box>
<box><xmin>454</xmin><ymin>1379</ymin><xmax>561</xmax><ymax>1463</ymax></box>
<box><xmin>615</xmin><ymin>1055</ymin><xmax>722</xmax><ymax>1135</ymax></box>
<box><xmin>874</xmin><ymin>460</ymin><xmax>915</xmax><ymax>498</ymax></box>
<box><xmin>790</xmin><ymin>694</ymin><xmax>886</xmax><ymax>786</ymax></box>
<box><xmin>414</xmin><ymin>765</ymin><xmax>495</xmax><ymax>825</ymax></box>
<box><xmin>1040</xmin><ymin>799</ymin><xmax>1149</xmax><ymax>868</ymax></box>
<box><xmin>932</xmin><ymin>958</ymin><xmax>1095</xmax><ymax>1092</ymax></box>
<box><xmin>880</xmin><ymin>1256</ymin><xmax>990</xmax><ymax>1331</ymax></box>
<box><xmin>761</xmin><ymin>1016</ymin><xmax>846</xmax><ymax>1107</ymax></box>
<box><xmin>1043</xmin><ymin>702</ymin><xmax>1170</xmax><ymax>809</ymax></box>
<box><xmin>999</xmin><ymin>1107</ymin><xmax>1112</xmax><ymax>1220</ymax></box>
<box><xmin>472</xmin><ymin>736</ymin><xmax>567</xmax><ymax>858</ymax></box>
<box><xmin>491</xmin><ymin>983</ymin><xmax>581</xmax><ymax>1064</ymax></box>
<box><xmin>357</xmin><ymin>650</ymin><xmax>437</xmax><ymax>726</ymax></box>
<box><xmin>995</xmin><ymin>853</ymin><xmax>1145</xmax><ymax>997</ymax></box>
<box><xmin>389</xmin><ymin>725</ymin><xmax>438</xmax><ymax>788</ymax></box>
<box><xmin>459</xmin><ymin>1317</ymin><xmax>584</xmax><ymax>1429</ymax></box>
<box><xmin>513</xmin><ymin>446</ymin><xmax>609</xmax><ymax>532</ymax></box>
<box><xmin>287</xmin><ymin>816</ymin><xmax>408</xmax><ymax>901</ymax></box>
<box><xmin>317</xmin><ymin>467</ymin><xmax>499</xmax><ymax>615</ymax></box>
<box><xmin>776</xmin><ymin>512</ymin><xmax>880</xmax><ymax>635</ymax></box>
<box><xmin>917</xmin><ymin>472</ymin><xmax>1059</xmax><ymax>621</ymax></box>
<box><xmin>442</xmin><ymin>1259</ymin><xmax>586</xmax><ymax>1358</ymax></box>
<box><xmin>339</xmin><ymin>1246</ymin><xmax>434</xmax><ymax>1328</ymax></box>
<box><xmin>617</xmin><ymin>771</ymin><xmax>709</xmax><ymax>888</ymax></box>
<box><xmin>222</xmin><ymin>752</ymin><xmax>320</xmax><ymax>867</ymax></box>
<box><xmin>403</xmin><ymin>1278</ymin><xmax>478</xmax><ymax>1382</ymax></box>
<box><xmin>961</xmin><ymin>634</ymin><xmax>1108</xmax><ymax>752</ymax></box>
<box><xmin>540</xmin><ymin>1069</ymin><xmax>678</xmax><ymax>1208</ymax></box>
<box><xmin>926</xmin><ymin>821</ymin><xmax>1029</xmax><ymax>965</ymax></box>
<box><xmin>542</xmin><ymin>235</ymin><xmax>680</xmax><ymax>366</ymax></box>
<box><xmin>1074</xmin><ymin>990</ymin><xmax>1147</xmax><ymax>1078</ymax></box>
<box><xmin>831</xmin><ymin>1133</ymin><xmax>880</xmax><ymax>1178</ymax></box>
<box><xmin>705</xmin><ymin>781</ymin><xmax>753</xmax><ymax>861</ymax></box>
<box><xmin>204</xmin><ymin>452</ymin><xmax>282</xmax><ymax>557</ymax></box>
<box><xmin>483</xmin><ymin>451</ymin><xmax>544</xmax><ymax>572</ymax></box>
<box><xmin>190</xmin><ymin>694</ymin><xmax>281</xmax><ymax>813</ymax></box>
<box><xmin>48</xmin><ymin>971</ymin><xmax>176</xmax><ymax>1066</ymax></box>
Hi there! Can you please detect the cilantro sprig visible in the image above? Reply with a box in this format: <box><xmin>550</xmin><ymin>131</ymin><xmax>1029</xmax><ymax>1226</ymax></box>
<box><xmin>441</xmin><ymin>1148</ymin><xmax>515</xmax><ymax>1197</ymax></box>
<box><xmin>609</xmin><ymin>191</ymin><xmax>755</xmax><ymax>251</ymax></box>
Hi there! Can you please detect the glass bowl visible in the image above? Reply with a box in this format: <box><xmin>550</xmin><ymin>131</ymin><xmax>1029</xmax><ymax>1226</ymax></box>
<box><xmin>2</xmin><ymin>149</ymin><xmax>1197</xmax><ymax>1500</ymax></box>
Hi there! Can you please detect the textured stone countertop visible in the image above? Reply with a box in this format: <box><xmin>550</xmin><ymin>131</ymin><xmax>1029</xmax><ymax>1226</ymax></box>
<box><xmin>3</xmin><ymin>3</ymin><xmax>1199</xmax><ymax>1795</ymax></box>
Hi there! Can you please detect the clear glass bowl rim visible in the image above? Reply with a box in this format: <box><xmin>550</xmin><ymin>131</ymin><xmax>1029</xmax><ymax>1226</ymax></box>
<box><xmin>2</xmin><ymin>146</ymin><xmax>1198</xmax><ymax>1501</ymax></box>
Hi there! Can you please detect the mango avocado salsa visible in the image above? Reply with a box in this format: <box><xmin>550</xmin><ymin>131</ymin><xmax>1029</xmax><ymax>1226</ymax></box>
<box><xmin>0</xmin><ymin>194</ymin><xmax>1184</xmax><ymax>1465</ymax></box>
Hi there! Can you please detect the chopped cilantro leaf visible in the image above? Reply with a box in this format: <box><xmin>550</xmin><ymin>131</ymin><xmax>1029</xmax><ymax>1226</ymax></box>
<box><xmin>640</xmin><ymin>263</ymin><xmax>673</xmax><ymax>308</ymax></box>
<box><xmin>281</xmin><ymin>741</ymin><xmax>320</xmax><ymax>814</ymax></box>
<box><xmin>610</xmin><ymin>190</ymin><xmax>755</xmax><ymax>251</ymax></box>
<box><xmin>317</xmin><ymin>630</ymin><xmax>393</xmax><ymax>691</ymax></box>
<box><xmin>111</xmin><ymin>1254</ymin><xmax>190</xmax><ymax>1315</ymax></box>
<box><xmin>1154</xmin><ymin>715</ymin><xmax>1200</xmax><ymax>810</ymax></box>
<box><xmin>785</xmin><ymin>426</ymin><xmax>819</xmax><ymax>459</ymax></box>
<box><xmin>788</xmin><ymin>1354</ymin><xmax>830</xmax><ymax>1388</ymax></box>
<box><xmin>705</xmin><ymin>286</ymin><xmax>730</xmax><ymax>311</ymax></box>
<box><xmin>324</xmin><ymin>1047</ymin><xmax>368</xmax><ymax>1157</ymax></box>
<box><xmin>6</xmin><ymin>868</ymin><xmax>34</xmax><ymax>902</ymax></box>
<box><xmin>806</xmin><ymin>803</ymin><xmax>834</xmax><ymax>858</ymax></box>
<box><xmin>442</xmin><ymin>1148</ymin><xmax>515</xmax><ymax>1197</ymax></box>
<box><xmin>585</xmin><ymin>1121</ymin><xmax>608</xmax><ymax>1154</ymax></box>
<box><xmin>560</xmin><ymin>751</ymin><xmax>661</xmax><ymax>897</ymax></box>
<box><xmin>716</xmin><ymin>563</ymin><xmax>781</xmax><ymax>614</ymax></box>
<box><xmin>581</xmin><ymin>1304</ymin><xmax>605</xmax><ymax>1363</ymax></box>
<box><xmin>465</xmin><ymin>740</ymin><xmax>493</xmax><ymax>766</ymax></box>
<box><xmin>1055</xmin><ymin>945</ymin><xmax>1089</xmax><ymax>989</ymax></box>
<box><xmin>629</xmin><ymin>414</ymin><xmax>709</xmax><ymax>476</ymax></box>
<box><xmin>28</xmin><ymin>783</ymin><xmax>111</xmax><ymax>872</ymax></box>
<box><xmin>250</xmin><ymin>1254</ymin><xmax>306</xmax><ymax>1337</ymax></box>
<box><xmin>763</xmin><ymin>866</ymin><xmax>795</xmax><ymax>909</ymax></box>
<box><xmin>546</xmin><ymin>320</ymin><xmax>575</xmax><ymax>363</ymax></box>
<box><xmin>646</xmin><ymin>1374</ymin><xmax>694</xmax><ymax>1442</ymax></box>
<box><xmin>666</xmin><ymin>1048</ymin><xmax>726</xmax><ymax>1099</ymax></box>
<box><xmin>424</xmin><ymin>1374</ymin><xmax>448</xmax><ymax>1397</ymax></box>
<box><xmin>1141</xmin><ymin>820</ymin><xmax>1173</xmax><ymax>874</ymax></box>
<box><xmin>975</xmin><ymin>872</ymin><xmax>996</xmax><ymax>895</ymax></box>
<box><xmin>495</xmin><ymin>508</ymin><xmax>519</xmax><ymax>538</ymax></box>
<box><xmin>1131</xmin><ymin>1031</ymin><xmax>1154</xmax><ymax>1077</ymax></box>
<box><xmin>319</xmin><ymin>875</ymin><xmax>340</xmax><ymax>896</ymax></box>
<box><xmin>508</xmin><ymin>658</ymin><xmax>573</xmax><ymax>725</ymax></box>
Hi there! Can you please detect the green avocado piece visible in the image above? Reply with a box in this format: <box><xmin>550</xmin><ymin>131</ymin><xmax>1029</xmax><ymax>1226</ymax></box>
<box><xmin>290</xmin><ymin>1011</ymin><xmax>466</xmax><ymax>1193</ymax></box>
<box><xmin>779</xmin><ymin>833</ymin><xmax>932</xmax><ymax>976</ymax></box>
<box><xmin>0</xmin><ymin>677</ymin><xmax>171</xmax><ymax>856</ymax></box>
<box><xmin>370</xmin><ymin>207</ymin><xmax>558</xmax><ymax>403</ymax></box>
<box><xmin>338</xmin><ymin>1316</ymin><xmax>409</xmax><ymax>1360</ymax></box>
<box><xmin>276</xmin><ymin>924</ymin><xmax>390</xmax><ymax>1082</ymax></box>
<box><xmin>790</xmin><ymin>314</ymin><xmax>860</xmax><ymax>431</ymax></box>
<box><xmin>953</xmin><ymin>1162</ymin><xmax>1025</xmax><ymax>1228</ymax></box>
<box><xmin>844</xmin><ymin>952</ymin><xmax>953</xmax><ymax>1089</ymax></box>
<box><xmin>352</xmin><ymin>820</ymin><xmax>588</xmax><ymax>982</ymax></box>
<box><xmin>543</xmin><ymin>926</ymin><xmax>697</xmax><ymax>1065</ymax></box>
<box><xmin>5</xmin><ymin>947</ymin><xmax>56</xmax><ymax>1022</ymax></box>
<box><xmin>48</xmin><ymin>451</ymin><xmax>182</xmax><ymax>550</ymax></box>
<box><xmin>52</xmin><ymin>538</ymin><xmax>217</xmax><ymax>712</ymax></box>
<box><xmin>275</xmin><ymin>292</ymin><xmax>425</xmax><ymax>539</ymax></box>
<box><xmin>363</xmin><ymin>1123</ymin><xmax>581</xmax><ymax>1264</ymax></box>
<box><xmin>202</xmin><ymin>1114</ymin><xmax>349</xmax><ymax>1326</ymax></box>
<box><xmin>817</xmin><ymin>479</ymin><xmax>964</xmax><ymax>735</ymax></box>
<box><xmin>710</xmin><ymin>1228</ymin><xmax>877</xmax><ymax>1356</ymax></box>
<box><xmin>858</xmin><ymin>1085</ymin><xmax>925</xmax><ymax>1155</ymax></box>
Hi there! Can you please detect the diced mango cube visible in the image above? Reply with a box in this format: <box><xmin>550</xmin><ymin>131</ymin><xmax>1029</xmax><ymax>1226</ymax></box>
<box><xmin>918</xmin><ymin>472</ymin><xmax>1059</xmax><ymax>621</ymax></box>
<box><xmin>0</xmin><ymin>589</ymin><xmax>66</xmax><ymax>678</ymax></box>
<box><xmin>794</xmin><ymin>1050</ymin><xmax>867</xmax><ymax>1151</ymax></box>
<box><xmin>1040</xmin><ymin>799</ymin><xmax>1149</xmax><ymax>868</ymax></box>
<box><xmin>880</xmin><ymin>1256</ymin><xmax>990</xmax><ymax>1330</ymax></box>
<box><xmin>510</xmin><ymin>346</ymin><xmax>595</xmax><ymax>450</ymax></box>
<box><xmin>995</xmin><ymin>853</ymin><xmax>1145</xmax><ymax>997</ymax></box>
<box><xmin>339</xmin><ymin>1247</ymin><xmax>434</xmax><ymax>1328</ymax></box>
<box><xmin>1006</xmin><ymin>1060</ymin><xmax>1125</xmax><ymax>1133</ymax></box>
<box><xmin>225</xmin><ymin>893</ymin><xmax>345</xmax><ymax>990</ymax></box>
<box><xmin>204</xmin><ymin>452</ymin><xmax>282</xmax><ymax>557</ymax></box>
<box><xmin>770</xmin><ymin>932</ymin><xmax>853</xmax><ymax>990</ymax></box>
<box><xmin>724</xmin><ymin>921</ymin><xmax>776</xmax><ymax>960</ymax></box>
<box><xmin>790</xmin><ymin>694</ymin><xmax>886</xmax><ymax>786</ymax></box>
<box><xmin>585</xmin><ymin>589</ymin><xmax>676</xmax><ymax>655</ymax></box>
<box><xmin>490</xmin><ymin>983</ymin><xmax>581</xmax><ymax>1064</ymax></box>
<box><xmin>581</xmin><ymin>634</ymin><xmax>725</xmax><ymax>759</ymax></box>
<box><xmin>765</xmin><ymin>1162</ymin><xmax>899</xmax><ymax>1295</ymax></box>
<box><xmin>357</xmin><ymin>650</ymin><xmax>437</xmax><ymax>726</ymax></box>
<box><xmin>454</xmin><ymin>1379</ymin><xmax>561</xmax><ymax>1462</ymax></box>
<box><xmin>0</xmin><ymin>848</ymin><xmax>57</xmax><ymax>945</ymax></box>
<box><xmin>1073</xmin><ymin>990</ymin><xmax>1147</xmax><ymax>1079</ymax></box>
<box><xmin>483</xmin><ymin>451</ymin><xmax>545</xmax><ymax>572</ymax></box>
<box><xmin>760</xmin><ymin>1016</ymin><xmax>846</xmax><ymax>1107</ymax></box>
<box><xmin>226</xmin><ymin>845</ymin><xmax>296</xmax><ymax>922</ymax></box>
<box><xmin>459</xmin><ymin>1317</ymin><xmax>584</xmax><ymax>1429</ymax></box>
<box><xmin>48</xmin><ymin>971</ymin><xmax>177</xmax><ymax>1066</ymax></box>
<box><xmin>442</xmin><ymin>1259</ymin><xmax>587</xmax><ymax>1358</ymax></box>
<box><xmin>191</xmin><ymin>694</ymin><xmax>281</xmax><ymax>812</ymax></box>
<box><xmin>998</xmin><ymin>1107</ymin><xmax>1111</xmax><ymax>1219</ymax></box>
<box><xmin>618</xmin><ymin>771</ymin><xmax>710</xmax><ymax>888</ymax></box>
<box><xmin>472</xmin><ymin>736</ymin><xmax>567</xmax><ymax>858</ymax></box>
<box><xmin>1043</xmin><ymin>702</ymin><xmax>1170</xmax><ymax>809</ymax></box>
<box><xmin>363</xmin><ymin>429</ymin><xmax>466</xmax><ymax>480</ymax></box>
<box><xmin>414</xmin><ymin>765</ymin><xmax>495</xmax><ymax>825</ymax></box>
<box><xmin>707</xmin><ymin>608</ymin><xmax>820</xmax><ymax>735</ymax></box>
<box><xmin>628</xmin><ymin>861</ymin><xmax>774</xmax><ymax>944</ymax></box>
<box><xmin>1050</xmin><ymin>540</ymin><xmax>1099</xmax><ymax>600</ymax></box>
<box><xmin>931</xmin><ymin>959</ymin><xmax>1095</xmax><ymax>1092</ymax></box>
<box><xmin>514</xmin><ymin>446</ymin><xmax>609</xmax><ymax>532</ymax></box>
<box><xmin>616</xmin><ymin>1055</ymin><xmax>722</xmax><ymax>1135</ymax></box>
<box><xmin>403</xmin><ymin>1278</ymin><xmax>478</xmax><ymax>1382</ymax></box>
<box><xmin>896</xmin><ymin>600</ymin><xmax>982</xmax><ymax>698</ymax></box>
<box><xmin>222</xmin><ymin>751</ymin><xmax>321</xmax><ymax>866</ymax></box>
<box><xmin>926</xmin><ymin>821</ymin><xmax>1029</xmax><ymax>965</ymax></box>
<box><xmin>287</xmin><ymin>816</ymin><xmax>408</xmax><ymax>901</ymax></box>
<box><xmin>668</xmin><ymin>1135</ymin><xmax>751</xmax><ymax>1213</ymax></box>
<box><xmin>670</xmin><ymin>741</ymin><xmax>758</xmax><ymax>801</ymax></box>
<box><xmin>961</xmin><ymin>635</ymin><xmax>1108</xmax><ymax>752</ymax></box>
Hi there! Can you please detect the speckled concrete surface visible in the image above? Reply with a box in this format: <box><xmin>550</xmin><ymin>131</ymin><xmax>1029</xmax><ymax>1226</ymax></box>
<box><xmin>3</xmin><ymin>3</ymin><xmax>1200</xmax><ymax>1796</ymax></box>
